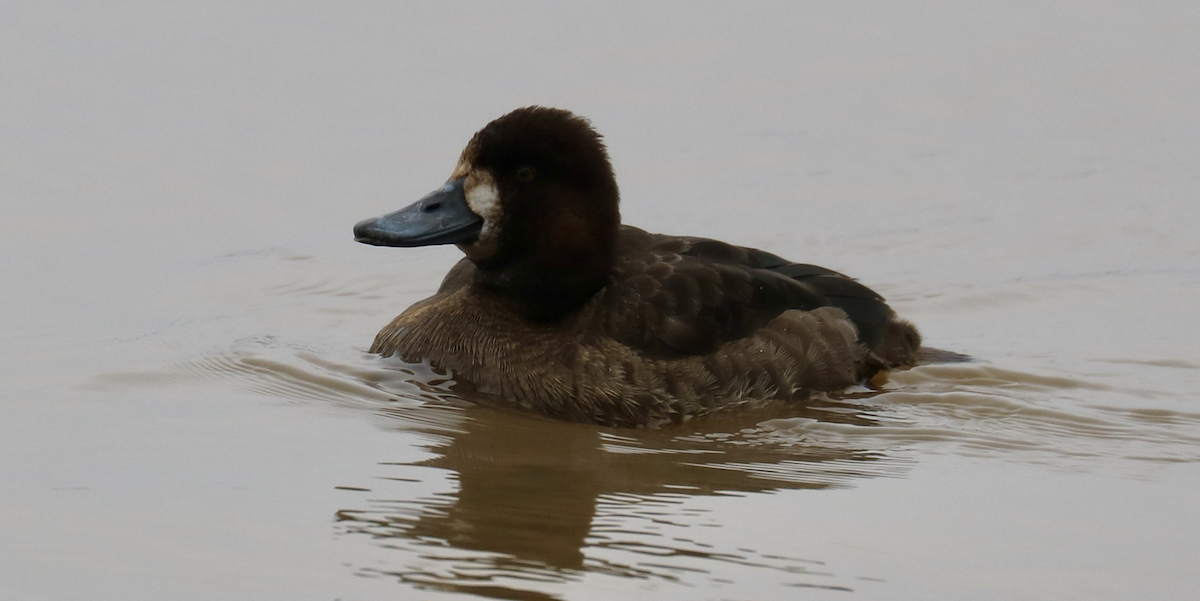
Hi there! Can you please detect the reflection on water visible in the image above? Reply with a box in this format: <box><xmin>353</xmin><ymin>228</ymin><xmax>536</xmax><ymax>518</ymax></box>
<box><xmin>90</xmin><ymin>337</ymin><xmax>1200</xmax><ymax>598</ymax></box>
<box><xmin>94</xmin><ymin>342</ymin><xmax>905</xmax><ymax>595</ymax></box>
<box><xmin>336</xmin><ymin>403</ymin><xmax>896</xmax><ymax>597</ymax></box>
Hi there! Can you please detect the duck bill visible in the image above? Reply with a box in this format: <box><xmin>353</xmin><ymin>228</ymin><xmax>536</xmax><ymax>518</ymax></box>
<box><xmin>353</xmin><ymin>177</ymin><xmax>483</xmax><ymax>247</ymax></box>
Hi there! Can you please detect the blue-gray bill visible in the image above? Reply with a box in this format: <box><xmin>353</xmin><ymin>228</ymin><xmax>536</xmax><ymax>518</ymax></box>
<box><xmin>354</xmin><ymin>177</ymin><xmax>482</xmax><ymax>247</ymax></box>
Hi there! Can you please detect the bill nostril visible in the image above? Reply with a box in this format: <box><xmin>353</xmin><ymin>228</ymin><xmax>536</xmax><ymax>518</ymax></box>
<box><xmin>423</xmin><ymin>201</ymin><xmax>442</xmax><ymax>213</ymax></box>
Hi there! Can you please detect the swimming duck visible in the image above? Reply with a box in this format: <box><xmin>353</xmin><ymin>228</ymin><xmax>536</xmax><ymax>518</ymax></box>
<box><xmin>354</xmin><ymin>107</ymin><xmax>920</xmax><ymax>427</ymax></box>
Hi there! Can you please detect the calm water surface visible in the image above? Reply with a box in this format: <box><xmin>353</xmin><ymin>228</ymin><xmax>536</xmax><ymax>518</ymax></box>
<box><xmin>3</xmin><ymin>3</ymin><xmax>1199</xmax><ymax>600</ymax></box>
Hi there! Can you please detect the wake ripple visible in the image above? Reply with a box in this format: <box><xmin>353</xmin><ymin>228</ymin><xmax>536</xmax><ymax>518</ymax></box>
<box><xmin>762</xmin><ymin>363</ymin><xmax>1200</xmax><ymax>465</ymax></box>
<box><xmin>89</xmin><ymin>340</ymin><xmax>1200</xmax><ymax>468</ymax></box>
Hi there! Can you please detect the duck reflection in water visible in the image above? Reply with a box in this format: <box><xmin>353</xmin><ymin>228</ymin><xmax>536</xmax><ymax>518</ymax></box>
<box><xmin>335</xmin><ymin>390</ymin><xmax>903</xmax><ymax>596</ymax></box>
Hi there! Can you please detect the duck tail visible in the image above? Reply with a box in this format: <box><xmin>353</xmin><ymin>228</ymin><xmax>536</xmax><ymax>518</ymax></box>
<box><xmin>866</xmin><ymin>316</ymin><xmax>922</xmax><ymax>369</ymax></box>
<box><xmin>913</xmin><ymin>345</ymin><xmax>973</xmax><ymax>365</ymax></box>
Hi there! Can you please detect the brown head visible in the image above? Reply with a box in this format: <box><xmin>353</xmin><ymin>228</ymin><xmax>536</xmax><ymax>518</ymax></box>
<box><xmin>354</xmin><ymin>107</ymin><xmax>621</xmax><ymax>320</ymax></box>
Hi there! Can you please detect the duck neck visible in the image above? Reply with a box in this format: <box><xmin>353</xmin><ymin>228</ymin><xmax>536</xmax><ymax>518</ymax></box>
<box><xmin>473</xmin><ymin>205</ymin><xmax>618</xmax><ymax>322</ymax></box>
<box><xmin>474</xmin><ymin>257</ymin><xmax>610</xmax><ymax>322</ymax></box>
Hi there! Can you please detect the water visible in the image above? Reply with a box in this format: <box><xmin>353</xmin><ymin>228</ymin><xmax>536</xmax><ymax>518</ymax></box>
<box><xmin>3</xmin><ymin>2</ymin><xmax>1199</xmax><ymax>599</ymax></box>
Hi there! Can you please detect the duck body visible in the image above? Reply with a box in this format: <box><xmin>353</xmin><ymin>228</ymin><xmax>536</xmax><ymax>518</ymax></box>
<box><xmin>355</xmin><ymin>107</ymin><xmax>920</xmax><ymax>427</ymax></box>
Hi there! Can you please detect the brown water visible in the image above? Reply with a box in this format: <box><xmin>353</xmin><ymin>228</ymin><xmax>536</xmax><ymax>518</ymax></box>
<box><xmin>4</xmin><ymin>2</ymin><xmax>1200</xmax><ymax>599</ymax></box>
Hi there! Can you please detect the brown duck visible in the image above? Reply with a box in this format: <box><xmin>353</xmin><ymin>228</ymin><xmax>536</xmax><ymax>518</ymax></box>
<box><xmin>354</xmin><ymin>107</ymin><xmax>920</xmax><ymax>427</ymax></box>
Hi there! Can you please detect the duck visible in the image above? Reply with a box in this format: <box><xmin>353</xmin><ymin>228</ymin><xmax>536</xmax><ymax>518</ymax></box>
<box><xmin>354</xmin><ymin>106</ymin><xmax>920</xmax><ymax>428</ymax></box>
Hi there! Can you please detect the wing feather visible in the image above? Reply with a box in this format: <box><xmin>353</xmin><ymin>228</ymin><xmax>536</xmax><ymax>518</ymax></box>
<box><xmin>598</xmin><ymin>231</ymin><xmax>896</xmax><ymax>356</ymax></box>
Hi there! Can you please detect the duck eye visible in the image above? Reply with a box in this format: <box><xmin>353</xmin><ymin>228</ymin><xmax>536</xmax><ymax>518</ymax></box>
<box><xmin>515</xmin><ymin>166</ymin><xmax>537</xmax><ymax>183</ymax></box>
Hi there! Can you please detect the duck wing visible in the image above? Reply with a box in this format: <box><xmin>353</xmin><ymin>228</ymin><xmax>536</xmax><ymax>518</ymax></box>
<box><xmin>681</xmin><ymin>238</ymin><xmax>894</xmax><ymax>348</ymax></box>
<box><xmin>597</xmin><ymin>230</ymin><xmax>893</xmax><ymax>358</ymax></box>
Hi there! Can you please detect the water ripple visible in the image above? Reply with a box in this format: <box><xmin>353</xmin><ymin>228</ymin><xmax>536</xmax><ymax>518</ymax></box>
<box><xmin>83</xmin><ymin>338</ymin><xmax>1200</xmax><ymax>598</ymax></box>
<box><xmin>753</xmin><ymin>363</ymin><xmax>1200</xmax><ymax>465</ymax></box>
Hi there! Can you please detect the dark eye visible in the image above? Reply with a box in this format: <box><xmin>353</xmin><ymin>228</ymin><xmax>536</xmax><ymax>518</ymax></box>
<box><xmin>515</xmin><ymin>166</ymin><xmax>537</xmax><ymax>183</ymax></box>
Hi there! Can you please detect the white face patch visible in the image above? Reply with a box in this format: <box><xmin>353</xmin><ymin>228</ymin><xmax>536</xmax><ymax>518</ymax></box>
<box><xmin>456</xmin><ymin>168</ymin><xmax>502</xmax><ymax>261</ymax></box>
<box><xmin>464</xmin><ymin>169</ymin><xmax>500</xmax><ymax>224</ymax></box>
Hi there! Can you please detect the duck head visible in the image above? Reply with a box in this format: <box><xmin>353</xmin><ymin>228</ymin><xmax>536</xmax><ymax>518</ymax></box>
<box><xmin>354</xmin><ymin>107</ymin><xmax>621</xmax><ymax>320</ymax></box>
